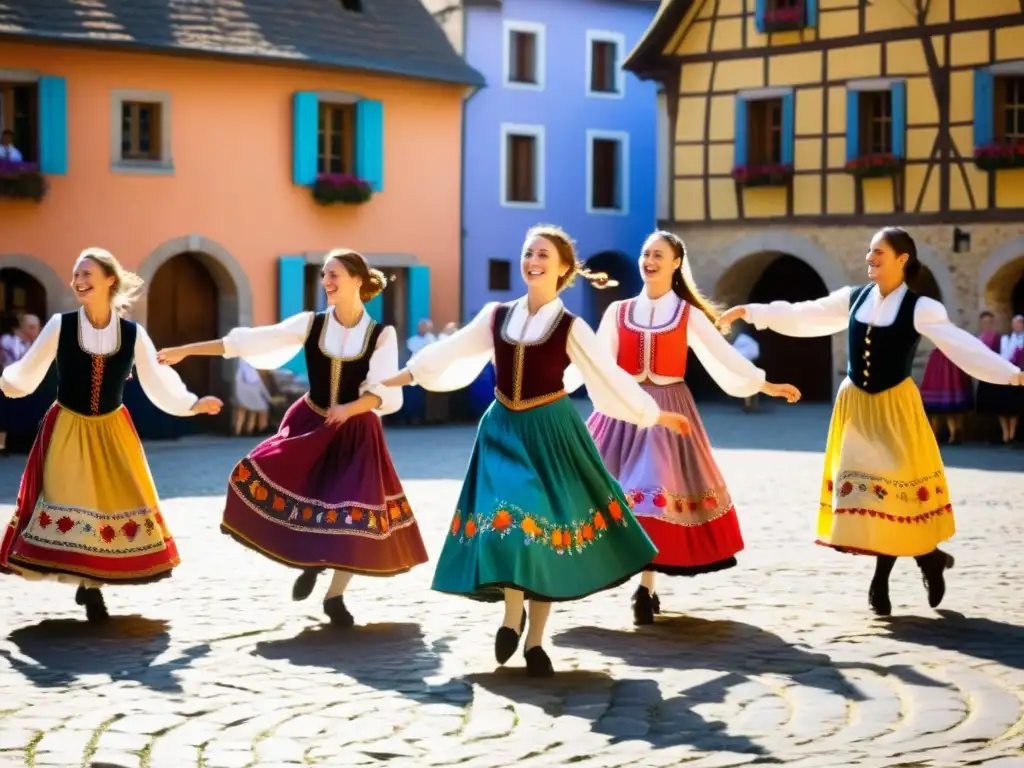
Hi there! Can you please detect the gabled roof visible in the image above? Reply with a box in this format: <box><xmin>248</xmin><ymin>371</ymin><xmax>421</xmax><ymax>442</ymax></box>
<box><xmin>0</xmin><ymin>0</ymin><xmax>484</xmax><ymax>87</ymax></box>
<box><xmin>623</xmin><ymin>0</ymin><xmax>695</xmax><ymax>79</ymax></box>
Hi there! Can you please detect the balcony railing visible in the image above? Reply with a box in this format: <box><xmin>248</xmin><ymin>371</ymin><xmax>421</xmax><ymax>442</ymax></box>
<box><xmin>0</xmin><ymin>161</ymin><xmax>46</xmax><ymax>201</ymax></box>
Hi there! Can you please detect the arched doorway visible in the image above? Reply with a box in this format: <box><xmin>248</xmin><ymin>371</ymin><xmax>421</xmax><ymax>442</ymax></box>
<box><xmin>583</xmin><ymin>250</ymin><xmax>640</xmax><ymax>327</ymax></box>
<box><xmin>147</xmin><ymin>253</ymin><xmax>219</xmax><ymax>416</ymax></box>
<box><xmin>692</xmin><ymin>252</ymin><xmax>833</xmax><ymax>402</ymax></box>
<box><xmin>0</xmin><ymin>267</ymin><xmax>47</xmax><ymax>330</ymax></box>
<box><xmin>1011</xmin><ymin>268</ymin><xmax>1024</xmax><ymax>317</ymax></box>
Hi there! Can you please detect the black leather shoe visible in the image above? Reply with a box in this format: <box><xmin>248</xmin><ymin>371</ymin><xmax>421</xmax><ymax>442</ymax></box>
<box><xmin>920</xmin><ymin>550</ymin><xmax>955</xmax><ymax>608</ymax></box>
<box><xmin>868</xmin><ymin>579</ymin><xmax>891</xmax><ymax>616</ymax></box>
<box><xmin>651</xmin><ymin>592</ymin><xmax>661</xmax><ymax>614</ymax></box>
<box><xmin>82</xmin><ymin>588</ymin><xmax>109</xmax><ymax>623</ymax></box>
<box><xmin>292</xmin><ymin>568</ymin><xmax>322</xmax><ymax>601</ymax></box>
<box><xmin>524</xmin><ymin>646</ymin><xmax>554</xmax><ymax>677</ymax></box>
<box><xmin>632</xmin><ymin>586</ymin><xmax>656</xmax><ymax>625</ymax></box>
<box><xmin>75</xmin><ymin>585</ymin><xmax>87</xmax><ymax>605</ymax></box>
<box><xmin>495</xmin><ymin>626</ymin><xmax>520</xmax><ymax>664</ymax></box>
<box><xmin>323</xmin><ymin>595</ymin><xmax>354</xmax><ymax>628</ymax></box>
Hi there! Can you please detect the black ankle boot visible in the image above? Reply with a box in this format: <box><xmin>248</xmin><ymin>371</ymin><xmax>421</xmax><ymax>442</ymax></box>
<box><xmin>632</xmin><ymin>586</ymin><xmax>656</xmax><ymax>625</ymax></box>
<box><xmin>81</xmin><ymin>588</ymin><xmax>109</xmax><ymax>622</ymax></box>
<box><xmin>524</xmin><ymin>646</ymin><xmax>554</xmax><ymax>677</ymax></box>
<box><xmin>323</xmin><ymin>595</ymin><xmax>354</xmax><ymax>627</ymax></box>
<box><xmin>868</xmin><ymin>579</ymin><xmax>891</xmax><ymax>616</ymax></box>
<box><xmin>919</xmin><ymin>550</ymin><xmax>955</xmax><ymax>608</ymax></box>
<box><xmin>292</xmin><ymin>568</ymin><xmax>322</xmax><ymax>601</ymax></box>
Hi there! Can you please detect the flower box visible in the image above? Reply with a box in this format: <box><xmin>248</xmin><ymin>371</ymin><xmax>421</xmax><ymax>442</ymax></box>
<box><xmin>844</xmin><ymin>153</ymin><xmax>904</xmax><ymax>179</ymax></box>
<box><xmin>973</xmin><ymin>142</ymin><xmax>1024</xmax><ymax>172</ymax></box>
<box><xmin>312</xmin><ymin>173</ymin><xmax>373</xmax><ymax>205</ymax></box>
<box><xmin>763</xmin><ymin>3</ymin><xmax>806</xmax><ymax>32</ymax></box>
<box><xmin>731</xmin><ymin>162</ymin><xmax>793</xmax><ymax>188</ymax></box>
<box><xmin>0</xmin><ymin>161</ymin><xmax>46</xmax><ymax>201</ymax></box>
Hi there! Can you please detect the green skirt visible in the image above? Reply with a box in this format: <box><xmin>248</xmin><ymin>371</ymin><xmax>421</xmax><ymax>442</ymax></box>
<box><xmin>431</xmin><ymin>396</ymin><xmax>657</xmax><ymax>602</ymax></box>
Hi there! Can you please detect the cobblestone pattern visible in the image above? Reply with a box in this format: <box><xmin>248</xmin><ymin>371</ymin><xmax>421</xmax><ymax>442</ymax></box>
<box><xmin>0</xmin><ymin>403</ymin><xmax>1021</xmax><ymax>768</ymax></box>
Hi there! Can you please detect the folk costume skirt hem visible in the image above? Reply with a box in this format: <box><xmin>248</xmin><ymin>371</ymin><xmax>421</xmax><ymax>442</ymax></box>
<box><xmin>587</xmin><ymin>382</ymin><xmax>743</xmax><ymax>576</ymax></box>
<box><xmin>431</xmin><ymin>397</ymin><xmax>657</xmax><ymax>603</ymax></box>
<box><xmin>817</xmin><ymin>377</ymin><xmax>955</xmax><ymax>558</ymax></box>
<box><xmin>0</xmin><ymin>403</ymin><xmax>179</xmax><ymax>586</ymax></box>
<box><xmin>920</xmin><ymin>351</ymin><xmax>973</xmax><ymax>414</ymax></box>
<box><xmin>222</xmin><ymin>397</ymin><xmax>428</xmax><ymax>577</ymax></box>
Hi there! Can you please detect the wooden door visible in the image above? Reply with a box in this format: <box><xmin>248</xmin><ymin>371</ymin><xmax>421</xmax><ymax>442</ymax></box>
<box><xmin>147</xmin><ymin>253</ymin><xmax>219</xmax><ymax>404</ymax></box>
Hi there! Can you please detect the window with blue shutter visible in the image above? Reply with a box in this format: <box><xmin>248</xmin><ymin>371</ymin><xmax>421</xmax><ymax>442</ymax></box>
<box><xmin>757</xmin><ymin>0</ymin><xmax>813</xmax><ymax>32</ymax></box>
<box><xmin>781</xmin><ymin>92</ymin><xmax>795</xmax><ymax>166</ymax></box>
<box><xmin>278</xmin><ymin>256</ymin><xmax>307</xmax><ymax>375</ymax></box>
<box><xmin>38</xmin><ymin>76</ymin><xmax>68</xmax><ymax>175</ymax></box>
<box><xmin>806</xmin><ymin>0</ymin><xmax>818</xmax><ymax>27</ymax></box>
<box><xmin>355</xmin><ymin>99</ymin><xmax>384</xmax><ymax>191</ymax></box>
<box><xmin>845</xmin><ymin>89</ymin><xmax>860</xmax><ymax>162</ymax></box>
<box><xmin>890</xmin><ymin>81</ymin><xmax>907</xmax><ymax>159</ymax></box>
<box><xmin>755</xmin><ymin>0</ymin><xmax>767</xmax><ymax>33</ymax></box>
<box><xmin>974</xmin><ymin>68</ymin><xmax>994</xmax><ymax>150</ymax></box>
<box><xmin>734</xmin><ymin>96</ymin><xmax>749</xmax><ymax>169</ymax></box>
<box><xmin>406</xmin><ymin>265</ymin><xmax>430</xmax><ymax>340</ymax></box>
<box><xmin>292</xmin><ymin>91</ymin><xmax>318</xmax><ymax>186</ymax></box>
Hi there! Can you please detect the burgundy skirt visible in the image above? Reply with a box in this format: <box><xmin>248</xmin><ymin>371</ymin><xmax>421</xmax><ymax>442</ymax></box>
<box><xmin>222</xmin><ymin>396</ymin><xmax>428</xmax><ymax>576</ymax></box>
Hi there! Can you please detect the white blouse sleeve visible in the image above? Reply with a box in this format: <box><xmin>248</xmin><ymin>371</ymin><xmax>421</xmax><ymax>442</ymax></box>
<box><xmin>0</xmin><ymin>314</ymin><xmax>60</xmax><ymax>397</ymax></box>
<box><xmin>688</xmin><ymin>310</ymin><xmax>767</xmax><ymax>398</ymax></box>
<box><xmin>360</xmin><ymin>325</ymin><xmax>402</xmax><ymax>416</ymax></box>
<box><xmin>134</xmin><ymin>324</ymin><xmax>200</xmax><ymax>417</ymax></box>
<box><xmin>562</xmin><ymin>303</ymin><xmax>621</xmax><ymax>394</ymax></box>
<box><xmin>745</xmin><ymin>286</ymin><xmax>852</xmax><ymax>338</ymax></box>
<box><xmin>567</xmin><ymin>318</ymin><xmax>661</xmax><ymax>428</ymax></box>
<box><xmin>222</xmin><ymin>312</ymin><xmax>314</xmax><ymax>370</ymax></box>
<box><xmin>915</xmin><ymin>299</ymin><xmax>1020</xmax><ymax>385</ymax></box>
<box><xmin>407</xmin><ymin>304</ymin><xmax>496</xmax><ymax>392</ymax></box>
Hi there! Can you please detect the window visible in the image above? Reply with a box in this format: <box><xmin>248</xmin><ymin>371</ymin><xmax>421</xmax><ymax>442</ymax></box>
<box><xmin>758</xmin><ymin>0</ymin><xmax>815</xmax><ymax>32</ymax></box>
<box><xmin>587</xmin><ymin>130</ymin><xmax>628</xmax><ymax>214</ymax></box>
<box><xmin>586</xmin><ymin>31</ymin><xmax>625</xmax><ymax>97</ymax></box>
<box><xmin>121</xmin><ymin>102</ymin><xmax>161</xmax><ymax>161</ymax></box>
<box><xmin>504</xmin><ymin>21</ymin><xmax>545</xmax><ymax>90</ymax></box>
<box><xmin>500</xmin><ymin>124</ymin><xmax>544</xmax><ymax>207</ymax></box>
<box><xmin>488</xmin><ymin>259</ymin><xmax>511</xmax><ymax>291</ymax></box>
<box><xmin>748</xmin><ymin>98</ymin><xmax>783</xmax><ymax>164</ymax></box>
<box><xmin>0</xmin><ymin>81</ymin><xmax>38</xmax><ymax>163</ymax></box>
<box><xmin>996</xmin><ymin>75</ymin><xmax>1024</xmax><ymax>143</ymax></box>
<box><xmin>317</xmin><ymin>102</ymin><xmax>355</xmax><ymax>175</ymax></box>
<box><xmin>110</xmin><ymin>90</ymin><xmax>172</xmax><ymax>172</ymax></box>
<box><xmin>859</xmin><ymin>90</ymin><xmax>892</xmax><ymax>155</ymax></box>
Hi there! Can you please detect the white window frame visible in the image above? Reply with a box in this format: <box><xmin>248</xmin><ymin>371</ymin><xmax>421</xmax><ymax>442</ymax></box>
<box><xmin>110</xmin><ymin>89</ymin><xmax>174</xmax><ymax>174</ymax></box>
<box><xmin>585</xmin><ymin>30</ymin><xmax>626</xmax><ymax>99</ymax></box>
<box><xmin>499</xmin><ymin>123</ymin><xmax>545</xmax><ymax>209</ymax></box>
<box><xmin>586</xmin><ymin>129</ymin><xmax>629</xmax><ymax>215</ymax></box>
<box><xmin>503</xmin><ymin>20</ymin><xmax>546</xmax><ymax>91</ymax></box>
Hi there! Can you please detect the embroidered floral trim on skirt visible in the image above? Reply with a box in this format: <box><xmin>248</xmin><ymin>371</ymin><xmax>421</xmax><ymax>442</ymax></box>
<box><xmin>817</xmin><ymin>377</ymin><xmax>955</xmax><ymax>558</ymax></box>
<box><xmin>919</xmin><ymin>348</ymin><xmax>973</xmax><ymax>414</ymax></box>
<box><xmin>432</xmin><ymin>396</ymin><xmax>657</xmax><ymax>602</ymax></box>
<box><xmin>0</xmin><ymin>403</ymin><xmax>179</xmax><ymax>586</ymax></box>
<box><xmin>587</xmin><ymin>381</ymin><xmax>743</xmax><ymax>576</ymax></box>
<box><xmin>222</xmin><ymin>396</ymin><xmax>428</xmax><ymax>576</ymax></box>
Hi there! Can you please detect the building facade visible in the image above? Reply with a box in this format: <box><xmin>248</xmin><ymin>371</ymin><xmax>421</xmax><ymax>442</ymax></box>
<box><xmin>0</xmin><ymin>0</ymin><xmax>481</xmax><ymax>419</ymax></box>
<box><xmin>627</xmin><ymin>0</ymin><xmax>1024</xmax><ymax>402</ymax></box>
<box><xmin>425</xmin><ymin>0</ymin><xmax>660</xmax><ymax>325</ymax></box>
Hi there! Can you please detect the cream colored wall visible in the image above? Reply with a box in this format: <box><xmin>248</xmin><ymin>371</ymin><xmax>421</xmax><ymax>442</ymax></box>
<box><xmin>420</xmin><ymin>0</ymin><xmax>465</xmax><ymax>54</ymax></box>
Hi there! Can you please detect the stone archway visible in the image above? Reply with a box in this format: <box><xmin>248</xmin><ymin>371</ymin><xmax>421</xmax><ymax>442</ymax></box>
<box><xmin>978</xmin><ymin>236</ymin><xmax>1024</xmax><ymax>324</ymax></box>
<box><xmin>915</xmin><ymin>244</ymin><xmax>960</xmax><ymax>324</ymax></box>
<box><xmin>0</xmin><ymin>254</ymin><xmax>77</xmax><ymax>315</ymax></box>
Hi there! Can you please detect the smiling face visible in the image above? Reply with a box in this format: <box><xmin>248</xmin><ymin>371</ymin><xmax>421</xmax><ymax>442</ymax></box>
<box><xmin>1013</xmin><ymin>315</ymin><xmax>1024</xmax><ymax>335</ymax></box>
<box><xmin>638</xmin><ymin>235</ymin><xmax>681</xmax><ymax>293</ymax></box>
<box><xmin>865</xmin><ymin>231</ymin><xmax>907</xmax><ymax>285</ymax></box>
<box><xmin>321</xmin><ymin>257</ymin><xmax>361</xmax><ymax>306</ymax></box>
<box><xmin>521</xmin><ymin>235</ymin><xmax>569</xmax><ymax>293</ymax></box>
<box><xmin>71</xmin><ymin>257</ymin><xmax>115</xmax><ymax>307</ymax></box>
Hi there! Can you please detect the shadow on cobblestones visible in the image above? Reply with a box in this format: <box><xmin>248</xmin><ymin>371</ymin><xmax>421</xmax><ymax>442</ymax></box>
<box><xmin>879</xmin><ymin>611</ymin><xmax>1024</xmax><ymax>670</ymax></box>
<box><xmin>0</xmin><ymin>616</ymin><xmax>210</xmax><ymax>691</ymax></box>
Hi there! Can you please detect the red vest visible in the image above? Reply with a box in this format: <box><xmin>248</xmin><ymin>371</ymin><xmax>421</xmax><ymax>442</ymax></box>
<box><xmin>616</xmin><ymin>298</ymin><xmax>690</xmax><ymax>379</ymax></box>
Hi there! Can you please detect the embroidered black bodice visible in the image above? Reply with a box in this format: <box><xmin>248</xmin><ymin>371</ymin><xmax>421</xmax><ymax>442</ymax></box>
<box><xmin>56</xmin><ymin>311</ymin><xmax>137</xmax><ymax>415</ymax></box>
<box><xmin>846</xmin><ymin>284</ymin><xmax>921</xmax><ymax>394</ymax></box>
<box><xmin>491</xmin><ymin>303</ymin><xmax>575</xmax><ymax>411</ymax></box>
<box><xmin>304</xmin><ymin>311</ymin><xmax>384</xmax><ymax>413</ymax></box>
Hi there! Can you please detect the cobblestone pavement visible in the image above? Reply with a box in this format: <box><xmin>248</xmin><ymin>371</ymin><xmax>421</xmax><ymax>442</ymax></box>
<box><xmin>0</xmin><ymin>402</ymin><xmax>1022</xmax><ymax>768</ymax></box>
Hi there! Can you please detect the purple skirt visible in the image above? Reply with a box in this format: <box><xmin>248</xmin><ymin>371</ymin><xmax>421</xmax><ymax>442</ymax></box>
<box><xmin>222</xmin><ymin>396</ymin><xmax>428</xmax><ymax>576</ymax></box>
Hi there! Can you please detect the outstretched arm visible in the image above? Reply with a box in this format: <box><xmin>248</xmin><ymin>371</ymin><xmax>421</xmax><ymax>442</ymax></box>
<box><xmin>158</xmin><ymin>313</ymin><xmax>313</xmax><ymax>370</ymax></box>
<box><xmin>134</xmin><ymin>325</ymin><xmax>221</xmax><ymax>416</ymax></box>
<box><xmin>0</xmin><ymin>314</ymin><xmax>60</xmax><ymax>398</ymax></box>
<box><xmin>720</xmin><ymin>286</ymin><xmax>852</xmax><ymax>339</ymax></box>
<box><xmin>916</xmin><ymin>300</ymin><xmax>1022</xmax><ymax>385</ymax></box>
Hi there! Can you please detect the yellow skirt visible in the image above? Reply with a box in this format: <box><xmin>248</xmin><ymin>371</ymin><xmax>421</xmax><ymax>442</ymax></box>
<box><xmin>1</xmin><ymin>404</ymin><xmax>179</xmax><ymax>585</ymax></box>
<box><xmin>817</xmin><ymin>377</ymin><xmax>955</xmax><ymax>557</ymax></box>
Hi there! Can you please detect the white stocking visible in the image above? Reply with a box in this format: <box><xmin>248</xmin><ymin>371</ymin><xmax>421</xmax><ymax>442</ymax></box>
<box><xmin>640</xmin><ymin>570</ymin><xmax>656</xmax><ymax>591</ymax></box>
<box><xmin>524</xmin><ymin>600</ymin><xmax>551</xmax><ymax>650</ymax></box>
<box><xmin>325</xmin><ymin>570</ymin><xmax>353</xmax><ymax>599</ymax></box>
<box><xmin>502</xmin><ymin>588</ymin><xmax>525</xmax><ymax>630</ymax></box>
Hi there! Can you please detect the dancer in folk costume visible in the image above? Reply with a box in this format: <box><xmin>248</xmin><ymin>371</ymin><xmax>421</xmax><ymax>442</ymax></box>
<box><xmin>376</xmin><ymin>225</ymin><xmax>691</xmax><ymax>677</ymax></box>
<box><xmin>719</xmin><ymin>228</ymin><xmax>1024</xmax><ymax>615</ymax></box>
<box><xmin>996</xmin><ymin>315</ymin><xmax>1024</xmax><ymax>445</ymax></box>
<box><xmin>919</xmin><ymin>346</ymin><xmax>973</xmax><ymax>445</ymax></box>
<box><xmin>0</xmin><ymin>248</ymin><xmax>223</xmax><ymax>621</ymax></box>
<box><xmin>157</xmin><ymin>250</ymin><xmax>427</xmax><ymax>626</ymax></box>
<box><xmin>587</xmin><ymin>231</ymin><xmax>801</xmax><ymax>625</ymax></box>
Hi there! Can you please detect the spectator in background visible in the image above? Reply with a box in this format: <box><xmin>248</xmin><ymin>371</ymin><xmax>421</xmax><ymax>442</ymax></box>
<box><xmin>0</xmin><ymin>313</ymin><xmax>41</xmax><ymax>455</ymax></box>
<box><xmin>996</xmin><ymin>314</ymin><xmax>1024</xmax><ymax>445</ymax></box>
<box><xmin>232</xmin><ymin>359</ymin><xmax>272</xmax><ymax>436</ymax></box>
<box><xmin>0</xmin><ymin>130</ymin><xmax>23</xmax><ymax>163</ymax></box>
<box><xmin>402</xmin><ymin>319</ymin><xmax>436</xmax><ymax>423</ymax></box>
<box><xmin>731</xmin><ymin>322</ymin><xmax>761</xmax><ymax>412</ymax></box>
